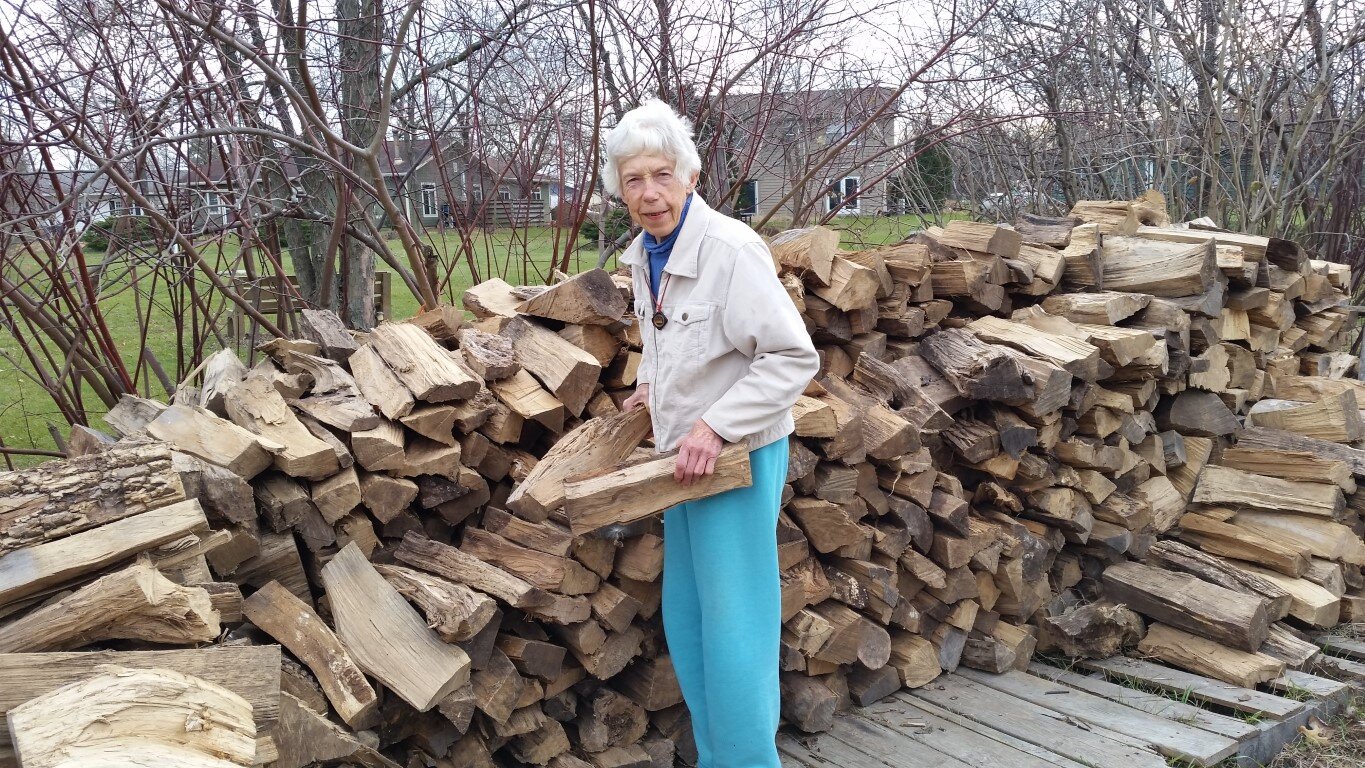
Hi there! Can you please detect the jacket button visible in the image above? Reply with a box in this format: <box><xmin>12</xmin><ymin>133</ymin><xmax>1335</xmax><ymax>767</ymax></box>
<box><xmin>682</xmin><ymin>313</ymin><xmax>689</xmax><ymax>321</ymax></box>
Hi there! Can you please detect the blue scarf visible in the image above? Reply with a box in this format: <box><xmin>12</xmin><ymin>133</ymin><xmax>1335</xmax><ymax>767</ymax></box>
<box><xmin>644</xmin><ymin>193</ymin><xmax>694</xmax><ymax>297</ymax></box>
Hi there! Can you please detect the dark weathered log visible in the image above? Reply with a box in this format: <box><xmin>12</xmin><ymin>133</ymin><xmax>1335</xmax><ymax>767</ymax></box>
<box><xmin>919</xmin><ymin>329</ymin><xmax>1031</xmax><ymax>404</ymax></box>
<box><xmin>0</xmin><ymin>442</ymin><xmax>186</xmax><ymax>556</ymax></box>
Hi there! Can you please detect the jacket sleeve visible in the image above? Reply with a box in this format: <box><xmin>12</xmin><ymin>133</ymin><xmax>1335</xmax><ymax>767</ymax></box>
<box><xmin>631</xmin><ymin>265</ymin><xmax>655</xmax><ymax>387</ymax></box>
<box><xmin>701</xmin><ymin>242</ymin><xmax>820</xmax><ymax>442</ymax></box>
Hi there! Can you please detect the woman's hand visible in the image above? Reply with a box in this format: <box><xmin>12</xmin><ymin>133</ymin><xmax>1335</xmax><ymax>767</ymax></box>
<box><xmin>675</xmin><ymin>419</ymin><xmax>723</xmax><ymax>486</ymax></box>
<box><xmin>622</xmin><ymin>383</ymin><xmax>650</xmax><ymax>412</ymax></box>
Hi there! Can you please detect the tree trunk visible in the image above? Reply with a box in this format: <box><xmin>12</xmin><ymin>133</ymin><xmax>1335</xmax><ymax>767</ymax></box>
<box><xmin>338</xmin><ymin>0</ymin><xmax>382</xmax><ymax>329</ymax></box>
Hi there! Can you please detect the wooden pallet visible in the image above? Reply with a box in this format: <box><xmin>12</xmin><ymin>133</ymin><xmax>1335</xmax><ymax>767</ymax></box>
<box><xmin>780</xmin><ymin>635</ymin><xmax>1360</xmax><ymax>768</ymax></box>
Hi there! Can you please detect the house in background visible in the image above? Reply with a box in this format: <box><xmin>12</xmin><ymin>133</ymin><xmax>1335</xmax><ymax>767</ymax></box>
<box><xmin>378</xmin><ymin>140</ymin><xmax>552</xmax><ymax>229</ymax></box>
<box><xmin>717</xmin><ymin>86</ymin><xmax>899</xmax><ymax>224</ymax></box>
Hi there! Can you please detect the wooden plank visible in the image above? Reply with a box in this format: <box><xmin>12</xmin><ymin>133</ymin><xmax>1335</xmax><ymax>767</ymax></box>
<box><xmin>907</xmin><ymin>671</ymin><xmax>1170</xmax><ymax>768</ymax></box>
<box><xmin>860</xmin><ymin>693</ymin><xmax>1089</xmax><ymax>768</ymax></box>
<box><xmin>1315</xmin><ymin>634</ymin><xmax>1365</xmax><ymax>662</ymax></box>
<box><xmin>821</xmin><ymin>714</ymin><xmax>975</xmax><ymax>767</ymax></box>
<box><xmin>957</xmin><ymin>667</ymin><xmax>1239</xmax><ymax>765</ymax></box>
<box><xmin>1078</xmin><ymin>656</ymin><xmax>1304</xmax><ymax>720</ymax></box>
<box><xmin>777</xmin><ymin>732</ymin><xmax>883</xmax><ymax>768</ymax></box>
<box><xmin>1027</xmin><ymin>662</ymin><xmax>1259</xmax><ymax>743</ymax></box>
<box><xmin>1269</xmin><ymin>669</ymin><xmax>1352</xmax><ymax>711</ymax></box>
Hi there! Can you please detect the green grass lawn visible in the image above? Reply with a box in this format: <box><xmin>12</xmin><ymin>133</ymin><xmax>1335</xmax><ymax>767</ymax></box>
<box><xmin>0</xmin><ymin>214</ymin><xmax>935</xmax><ymax>468</ymax></box>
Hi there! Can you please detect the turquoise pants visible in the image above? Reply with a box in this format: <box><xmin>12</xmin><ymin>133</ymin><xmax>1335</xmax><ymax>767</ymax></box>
<box><xmin>663</xmin><ymin>436</ymin><xmax>787</xmax><ymax>768</ymax></box>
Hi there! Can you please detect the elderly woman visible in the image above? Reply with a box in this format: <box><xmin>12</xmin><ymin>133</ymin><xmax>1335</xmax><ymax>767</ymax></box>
<box><xmin>607</xmin><ymin>100</ymin><xmax>819</xmax><ymax>766</ymax></box>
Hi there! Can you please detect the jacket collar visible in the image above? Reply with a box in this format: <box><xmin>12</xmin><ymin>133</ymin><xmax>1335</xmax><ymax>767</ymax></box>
<box><xmin>617</xmin><ymin>194</ymin><xmax>713</xmax><ymax>279</ymax></box>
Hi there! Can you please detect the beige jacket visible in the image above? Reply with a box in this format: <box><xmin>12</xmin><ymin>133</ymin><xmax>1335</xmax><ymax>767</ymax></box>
<box><xmin>619</xmin><ymin>195</ymin><xmax>820</xmax><ymax>453</ymax></box>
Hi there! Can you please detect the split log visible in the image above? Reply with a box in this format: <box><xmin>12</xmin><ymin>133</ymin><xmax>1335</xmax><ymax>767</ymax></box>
<box><xmin>321</xmin><ymin>543</ymin><xmax>472</xmax><ymax>711</ymax></box>
<box><xmin>812</xmin><ymin>256</ymin><xmax>882</xmax><ymax>312</ymax></box>
<box><xmin>1235</xmin><ymin>426</ymin><xmax>1365</xmax><ymax>477</ymax></box>
<box><xmin>1155</xmin><ymin>390</ymin><xmax>1239</xmax><ymax>437</ymax></box>
<box><xmin>1041</xmin><ymin>291</ymin><xmax>1151</xmax><ymax>324</ymax></box>
<box><xmin>1100</xmin><ymin>236</ymin><xmax>1217</xmax><ymax>297</ymax></box>
<box><xmin>1219</xmin><ymin>446</ymin><xmax>1354</xmax><ymax>489</ymax></box>
<box><xmin>1013</xmin><ymin>212</ymin><xmax>1078</xmax><ymax>247</ymax></box>
<box><xmin>1192</xmin><ymin>465</ymin><xmax>1345</xmax><ymax>519</ymax></box>
<box><xmin>1145</xmin><ymin>540</ymin><xmax>1292</xmax><ymax>620</ymax></box>
<box><xmin>278</xmin><ymin>352</ymin><xmax>381</xmax><ymax>432</ymax></box>
<box><xmin>1102</xmin><ymin>560</ymin><xmax>1270</xmax><ymax>651</ymax></box>
<box><xmin>8</xmin><ymin>667</ymin><xmax>256</xmax><ymax>768</ymax></box>
<box><xmin>146</xmin><ymin>404</ymin><xmax>282</xmax><ymax>478</ymax></box>
<box><xmin>463</xmin><ymin>277</ymin><xmax>524</xmax><ymax>319</ymax></box>
<box><xmin>370</xmin><ymin>322</ymin><xmax>481</xmax><ymax>402</ymax></box>
<box><xmin>224</xmin><ymin>376</ymin><xmax>339</xmax><ymax>479</ymax></box>
<box><xmin>490</xmin><ymin>369</ymin><xmax>566</xmax><ymax>433</ymax></box>
<box><xmin>0</xmin><ymin>499</ymin><xmax>209</xmax><ymax>607</ymax></box>
<box><xmin>507</xmin><ymin>408</ymin><xmax>651</xmax><ymax>522</ymax></box>
<box><xmin>0</xmin><ymin>646</ymin><xmax>278</xmax><ymax>757</ymax></box>
<box><xmin>396</xmin><ymin>532</ymin><xmax>554</xmax><ymax>611</ymax></box>
<box><xmin>1177</xmin><ymin>513</ymin><xmax>1310</xmax><ymax>577</ymax></box>
<box><xmin>103</xmin><ymin>393</ymin><xmax>167</xmax><ymax>436</ymax></box>
<box><xmin>1137</xmin><ymin>623</ymin><xmax>1285</xmax><ymax>688</ymax></box>
<box><xmin>503</xmin><ymin>316</ymin><xmax>603</xmax><ymax>417</ymax></box>
<box><xmin>517</xmin><ymin>268</ymin><xmax>628</xmax><ymax>325</ymax></box>
<box><xmin>243</xmin><ymin>580</ymin><xmax>379</xmax><ymax>729</ymax></box>
<box><xmin>459</xmin><ymin>328</ymin><xmax>521</xmax><ymax>381</ymax></box>
<box><xmin>348</xmin><ymin>344</ymin><xmax>415</xmax><ymax>420</ymax></box>
<box><xmin>918</xmin><ymin>329</ymin><xmax>1030</xmax><ymax>403</ymax></box>
<box><xmin>770</xmin><ymin>227</ymin><xmax>838</xmax><ymax>286</ymax></box>
<box><xmin>374</xmin><ymin>563</ymin><xmax>498</xmax><ymax>642</ymax></box>
<box><xmin>194</xmin><ymin>348</ymin><xmax>248</xmax><ymax>415</ymax></box>
<box><xmin>271</xmin><ymin>692</ymin><xmax>401</xmax><ymax>768</ymax></box>
<box><xmin>299</xmin><ymin>308</ymin><xmax>359</xmax><ymax>362</ymax></box>
<box><xmin>938</xmin><ymin>219</ymin><xmax>1022</xmax><ymax>257</ymax></box>
<box><xmin>1246</xmin><ymin>392</ymin><xmax>1364</xmax><ymax>443</ymax></box>
<box><xmin>1235</xmin><ymin>565</ymin><xmax>1342</xmax><ymax>628</ymax></box>
<box><xmin>0</xmin><ymin>559</ymin><xmax>219</xmax><ymax>652</ymax></box>
<box><xmin>461</xmin><ymin>528</ymin><xmax>600</xmax><ymax>595</ymax></box>
<box><xmin>563</xmin><ymin>443</ymin><xmax>753</xmax><ymax>536</ymax></box>
<box><xmin>968</xmin><ymin>316</ymin><xmax>1104</xmax><ymax>381</ymax></box>
<box><xmin>1036</xmin><ymin>603</ymin><xmax>1144</xmax><ymax>659</ymax></box>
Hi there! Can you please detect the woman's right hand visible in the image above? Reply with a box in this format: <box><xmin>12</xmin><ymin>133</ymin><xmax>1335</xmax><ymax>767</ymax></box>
<box><xmin>622</xmin><ymin>383</ymin><xmax>650</xmax><ymax>412</ymax></box>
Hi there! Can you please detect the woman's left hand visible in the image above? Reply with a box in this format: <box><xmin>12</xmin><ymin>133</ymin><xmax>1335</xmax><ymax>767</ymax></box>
<box><xmin>675</xmin><ymin>419</ymin><xmax>723</xmax><ymax>486</ymax></box>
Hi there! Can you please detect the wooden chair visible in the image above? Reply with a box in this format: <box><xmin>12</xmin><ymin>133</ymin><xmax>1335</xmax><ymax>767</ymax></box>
<box><xmin>226</xmin><ymin>271</ymin><xmax>394</xmax><ymax>345</ymax></box>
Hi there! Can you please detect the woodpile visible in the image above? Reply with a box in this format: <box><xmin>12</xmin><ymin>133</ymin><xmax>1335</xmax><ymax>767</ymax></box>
<box><xmin>1</xmin><ymin>191</ymin><xmax>1362</xmax><ymax>766</ymax></box>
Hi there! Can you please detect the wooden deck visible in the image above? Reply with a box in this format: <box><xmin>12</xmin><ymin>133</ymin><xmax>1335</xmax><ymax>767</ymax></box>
<box><xmin>780</xmin><ymin>635</ymin><xmax>1362</xmax><ymax>768</ymax></box>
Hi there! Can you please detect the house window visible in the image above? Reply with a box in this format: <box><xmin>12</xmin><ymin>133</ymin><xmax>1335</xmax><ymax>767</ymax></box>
<box><xmin>498</xmin><ymin>190</ymin><xmax>512</xmax><ymax>201</ymax></box>
<box><xmin>827</xmin><ymin>177</ymin><xmax>860</xmax><ymax>213</ymax></box>
<box><xmin>205</xmin><ymin>191</ymin><xmax>226</xmax><ymax>220</ymax></box>
<box><xmin>530</xmin><ymin>188</ymin><xmax>543</xmax><ymax>202</ymax></box>
<box><xmin>736</xmin><ymin>180</ymin><xmax>757</xmax><ymax>216</ymax></box>
<box><xmin>128</xmin><ymin>202</ymin><xmax>145</xmax><ymax>217</ymax></box>
<box><xmin>472</xmin><ymin>186</ymin><xmax>483</xmax><ymax>202</ymax></box>
<box><xmin>421</xmin><ymin>184</ymin><xmax>438</xmax><ymax>217</ymax></box>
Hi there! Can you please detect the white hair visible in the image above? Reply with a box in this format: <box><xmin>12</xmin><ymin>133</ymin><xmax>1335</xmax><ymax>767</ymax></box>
<box><xmin>601</xmin><ymin>99</ymin><xmax>702</xmax><ymax>198</ymax></box>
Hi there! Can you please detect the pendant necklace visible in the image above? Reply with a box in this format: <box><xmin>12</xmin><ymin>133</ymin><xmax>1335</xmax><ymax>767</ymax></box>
<box><xmin>650</xmin><ymin>273</ymin><xmax>671</xmax><ymax>330</ymax></box>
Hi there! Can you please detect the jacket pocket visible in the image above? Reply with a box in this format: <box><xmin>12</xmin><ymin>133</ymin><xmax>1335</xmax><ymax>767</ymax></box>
<box><xmin>674</xmin><ymin>302</ymin><xmax>715</xmax><ymax>359</ymax></box>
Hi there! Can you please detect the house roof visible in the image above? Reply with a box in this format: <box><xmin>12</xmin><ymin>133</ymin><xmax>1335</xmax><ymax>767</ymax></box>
<box><xmin>724</xmin><ymin>85</ymin><xmax>900</xmax><ymax>120</ymax></box>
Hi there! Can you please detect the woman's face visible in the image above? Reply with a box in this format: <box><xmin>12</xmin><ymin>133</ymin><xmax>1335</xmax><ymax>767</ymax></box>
<box><xmin>618</xmin><ymin>152</ymin><xmax>697</xmax><ymax>239</ymax></box>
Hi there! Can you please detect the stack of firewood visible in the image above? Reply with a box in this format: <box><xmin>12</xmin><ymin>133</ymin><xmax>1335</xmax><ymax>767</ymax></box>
<box><xmin>0</xmin><ymin>190</ymin><xmax>1361</xmax><ymax>768</ymax></box>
